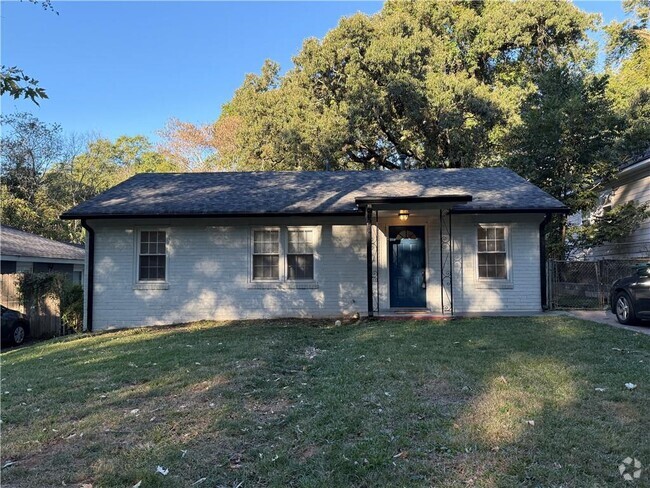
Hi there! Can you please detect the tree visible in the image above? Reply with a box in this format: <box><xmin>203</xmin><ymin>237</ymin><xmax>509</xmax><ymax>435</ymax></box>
<box><xmin>1</xmin><ymin>113</ymin><xmax>62</xmax><ymax>205</ymax></box>
<box><xmin>1</xmin><ymin>113</ymin><xmax>176</xmax><ymax>242</ymax></box>
<box><xmin>157</xmin><ymin>118</ymin><xmax>220</xmax><ymax>171</ymax></box>
<box><xmin>45</xmin><ymin>135</ymin><xmax>179</xmax><ymax>241</ymax></box>
<box><xmin>214</xmin><ymin>0</ymin><xmax>597</xmax><ymax>171</ymax></box>
<box><xmin>504</xmin><ymin>68</ymin><xmax>623</xmax><ymax>258</ymax></box>
<box><xmin>605</xmin><ymin>0</ymin><xmax>650</xmax><ymax>157</ymax></box>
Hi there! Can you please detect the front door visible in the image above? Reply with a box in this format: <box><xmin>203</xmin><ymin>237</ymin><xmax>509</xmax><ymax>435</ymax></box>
<box><xmin>389</xmin><ymin>226</ymin><xmax>426</xmax><ymax>308</ymax></box>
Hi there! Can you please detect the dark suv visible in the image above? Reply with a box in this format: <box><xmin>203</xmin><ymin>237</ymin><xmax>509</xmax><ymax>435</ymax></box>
<box><xmin>610</xmin><ymin>264</ymin><xmax>650</xmax><ymax>325</ymax></box>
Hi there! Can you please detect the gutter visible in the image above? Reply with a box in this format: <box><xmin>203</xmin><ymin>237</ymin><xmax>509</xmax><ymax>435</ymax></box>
<box><xmin>60</xmin><ymin>211</ymin><xmax>365</xmax><ymax>220</ymax></box>
<box><xmin>80</xmin><ymin>220</ymin><xmax>95</xmax><ymax>332</ymax></box>
<box><xmin>539</xmin><ymin>213</ymin><xmax>552</xmax><ymax>310</ymax></box>
<box><xmin>450</xmin><ymin>207</ymin><xmax>571</xmax><ymax>215</ymax></box>
<box><xmin>60</xmin><ymin>206</ymin><xmax>571</xmax><ymax>220</ymax></box>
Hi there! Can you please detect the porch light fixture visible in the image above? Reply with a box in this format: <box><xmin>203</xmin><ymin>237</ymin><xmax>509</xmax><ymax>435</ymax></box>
<box><xmin>398</xmin><ymin>209</ymin><xmax>409</xmax><ymax>221</ymax></box>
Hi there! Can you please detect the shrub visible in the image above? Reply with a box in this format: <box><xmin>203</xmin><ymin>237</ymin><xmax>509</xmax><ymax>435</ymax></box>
<box><xmin>17</xmin><ymin>272</ymin><xmax>84</xmax><ymax>333</ymax></box>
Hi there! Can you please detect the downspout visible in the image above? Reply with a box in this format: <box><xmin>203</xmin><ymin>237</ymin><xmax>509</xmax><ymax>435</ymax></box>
<box><xmin>365</xmin><ymin>206</ymin><xmax>374</xmax><ymax>318</ymax></box>
<box><xmin>80</xmin><ymin>219</ymin><xmax>95</xmax><ymax>332</ymax></box>
<box><xmin>539</xmin><ymin>213</ymin><xmax>552</xmax><ymax>311</ymax></box>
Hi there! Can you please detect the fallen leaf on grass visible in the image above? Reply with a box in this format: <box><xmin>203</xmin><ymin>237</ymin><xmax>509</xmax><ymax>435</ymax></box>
<box><xmin>393</xmin><ymin>451</ymin><xmax>409</xmax><ymax>459</ymax></box>
<box><xmin>132</xmin><ymin>481</ymin><xmax>142</xmax><ymax>488</ymax></box>
<box><xmin>594</xmin><ymin>387</ymin><xmax>606</xmax><ymax>392</ymax></box>
<box><xmin>229</xmin><ymin>454</ymin><xmax>242</xmax><ymax>469</ymax></box>
<box><xmin>625</xmin><ymin>383</ymin><xmax>637</xmax><ymax>390</ymax></box>
<box><xmin>2</xmin><ymin>461</ymin><xmax>16</xmax><ymax>469</ymax></box>
<box><xmin>525</xmin><ymin>420</ymin><xmax>535</xmax><ymax>426</ymax></box>
<box><xmin>156</xmin><ymin>466</ymin><xmax>169</xmax><ymax>476</ymax></box>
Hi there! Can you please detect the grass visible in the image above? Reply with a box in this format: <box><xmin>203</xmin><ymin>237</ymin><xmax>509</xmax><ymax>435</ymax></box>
<box><xmin>1</xmin><ymin>316</ymin><xmax>649</xmax><ymax>487</ymax></box>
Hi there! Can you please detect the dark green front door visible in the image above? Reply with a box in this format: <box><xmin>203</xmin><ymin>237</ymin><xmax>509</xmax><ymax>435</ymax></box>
<box><xmin>389</xmin><ymin>226</ymin><xmax>426</xmax><ymax>308</ymax></box>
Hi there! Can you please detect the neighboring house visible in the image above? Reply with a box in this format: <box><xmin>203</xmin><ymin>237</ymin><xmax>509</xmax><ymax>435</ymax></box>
<box><xmin>572</xmin><ymin>150</ymin><xmax>650</xmax><ymax>260</ymax></box>
<box><xmin>61</xmin><ymin>169</ymin><xmax>568</xmax><ymax>331</ymax></box>
<box><xmin>0</xmin><ymin>225</ymin><xmax>85</xmax><ymax>284</ymax></box>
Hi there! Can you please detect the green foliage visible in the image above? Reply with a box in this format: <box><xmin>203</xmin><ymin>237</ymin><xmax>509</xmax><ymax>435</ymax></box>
<box><xmin>60</xmin><ymin>282</ymin><xmax>84</xmax><ymax>332</ymax></box>
<box><xmin>604</xmin><ymin>0</ymin><xmax>649</xmax><ymax>65</ymax></box>
<box><xmin>216</xmin><ymin>0</ymin><xmax>597</xmax><ymax>170</ymax></box>
<box><xmin>0</xmin><ymin>66</ymin><xmax>48</xmax><ymax>105</ymax></box>
<box><xmin>506</xmin><ymin>69</ymin><xmax>620</xmax><ymax>210</ymax></box>
<box><xmin>16</xmin><ymin>272</ymin><xmax>84</xmax><ymax>332</ymax></box>
<box><xmin>570</xmin><ymin>201</ymin><xmax>650</xmax><ymax>251</ymax></box>
<box><xmin>16</xmin><ymin>272</ymin><xmax>64</xmax><ymax>312</ymax></box>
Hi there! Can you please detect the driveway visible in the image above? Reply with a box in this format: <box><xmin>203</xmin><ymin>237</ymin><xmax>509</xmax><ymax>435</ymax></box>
<box><xmin>556</xmin><ymin>309</ymin><xmax>650</xmax><ymax>336</ymax></box>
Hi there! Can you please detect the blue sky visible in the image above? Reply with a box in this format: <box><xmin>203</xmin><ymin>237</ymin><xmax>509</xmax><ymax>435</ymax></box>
<box><xmin>1</xmin><ymin>1</ymin><xmax>629</xmax><ymax>141</ymax></box>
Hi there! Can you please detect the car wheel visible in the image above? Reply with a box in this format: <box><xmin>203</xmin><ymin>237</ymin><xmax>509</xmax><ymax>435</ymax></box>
<box><xmin>615</xmin><ymin>292</ymin><xmax>636</xmax><ymax>325</ymax></box>
<box><xmin>12</xmin><ymin>322</ymin><xmax>26</xmax><ymax>346</ymax></box>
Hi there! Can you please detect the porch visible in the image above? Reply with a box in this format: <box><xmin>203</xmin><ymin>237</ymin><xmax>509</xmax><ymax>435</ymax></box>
<box><xmin>356</xmin><ymin>195</ymin><xmax>471</xmax><ymax>318</ymax></box>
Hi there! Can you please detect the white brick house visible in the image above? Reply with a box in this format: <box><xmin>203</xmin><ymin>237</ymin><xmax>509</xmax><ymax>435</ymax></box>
<box><xmin>61</xmin><ymin>169</ymin><xmax>568</xmax><ymax>331</ymax></box>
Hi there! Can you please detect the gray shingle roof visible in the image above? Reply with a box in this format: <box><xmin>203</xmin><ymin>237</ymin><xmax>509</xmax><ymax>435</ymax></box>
<box><xmin>1</xmin><ymin>225</ymin><xmax>85</xmax><ymax>261</ymax></box>
<box><xmin>60</xmin><ymin>168</ymin><xmax>567</xmax><ymax>219</ymax></box>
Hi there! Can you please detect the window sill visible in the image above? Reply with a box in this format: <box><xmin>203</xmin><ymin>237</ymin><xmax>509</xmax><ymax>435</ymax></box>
<box><xmin>475</xmin><ymin>280</ymin><xmax>514</xmax><ymax>289</ymax></box>
<box><xmin>133</xmin><ymin>282</ymin><xmax>170</xmax><ymax>290</ymax></box>
<box><xmin>247</xmin><ymin>281</ymin><xmax>319</xmax><ymax>290</ymax></box>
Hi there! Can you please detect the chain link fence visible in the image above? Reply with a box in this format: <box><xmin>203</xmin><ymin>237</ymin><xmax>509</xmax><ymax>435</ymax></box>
<box><xmin>548</xmin><ymin>259</ymin><xmax>649</xmax><ymax>310</ymax></box>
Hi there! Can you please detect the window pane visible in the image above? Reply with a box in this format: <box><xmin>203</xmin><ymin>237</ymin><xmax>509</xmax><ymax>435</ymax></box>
<box><xmin>288</xmin><ymin>230</ymin><xmax>313</xmax><ymax>254</ymax></box>
<box><xmin>287</xmin><ymin>254</ymin><xmax>314</xmax><ymax>280</ymax></box>
<box><xmin>139</xmin><ymin>255</ymin><xmax>166</xmax><ymax>281</ymax></box>
<box><xmin>478</xmin><ymin>227</ymin><xmax>487</xmax><ymax>240</ymax></box>
<box><xmin>253</xmin><ymin>255</ymin><xmax>279</xmax><ymax>280</ymax></box>
<box><xmin>253</xmin><ymin>230</ymin><xmax>279</xmax><ymax>254</ymax></box>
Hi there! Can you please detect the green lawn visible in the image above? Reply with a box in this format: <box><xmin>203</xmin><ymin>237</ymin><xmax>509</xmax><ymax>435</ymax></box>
<box><xmin>1</xmin><ymin>317</ymin><xmax>649</xmax><ymax>487</ymax></box>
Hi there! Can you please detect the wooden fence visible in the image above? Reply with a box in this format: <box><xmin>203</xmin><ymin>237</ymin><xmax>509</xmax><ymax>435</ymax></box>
<box><xmin>0</xmin><ymin>273</ymin><xmax>63</xmax><ymax>339</ymax></box>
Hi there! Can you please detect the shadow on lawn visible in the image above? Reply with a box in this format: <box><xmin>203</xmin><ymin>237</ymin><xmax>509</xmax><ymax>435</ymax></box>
<box><xmin>1</xmin><ymin>316</ymin><xmax>649</xmax><ymax>487</ymax></box>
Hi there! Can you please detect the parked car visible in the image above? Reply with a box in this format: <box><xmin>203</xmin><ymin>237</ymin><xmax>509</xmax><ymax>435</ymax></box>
<box><xmin>1</xmin><ymin>305</ymin><xmax>30</xmax><ymax>347</ymax></box>
<box><xmin>610</xmin><ymin>264</ymin><xmax>650</xmax><ymax>325</ymax></box>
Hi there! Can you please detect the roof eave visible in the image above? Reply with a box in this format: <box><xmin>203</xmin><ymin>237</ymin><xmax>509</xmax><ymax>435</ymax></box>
<box><xmin>60</xmin><ymin>211</ymin><xmax>365</xmax><ymax>220</ymax></box>
<box><xmin>450</xmin><ymin>207</ymin><xmax>571</xmax><ymax>214</ymax></box>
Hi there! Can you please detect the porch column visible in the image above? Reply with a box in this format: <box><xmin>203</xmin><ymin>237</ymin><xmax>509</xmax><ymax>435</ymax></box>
<box><xmin>365</xmin><ymin>205</ymin><xmax>374</xmax><ymax>318</ymax></box>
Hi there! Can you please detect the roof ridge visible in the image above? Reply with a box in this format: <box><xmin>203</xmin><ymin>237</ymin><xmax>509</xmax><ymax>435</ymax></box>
<box><xmin>132</xmin><ymin>167</ymin><xmax>512</xmax><ymax>177</ymax></box>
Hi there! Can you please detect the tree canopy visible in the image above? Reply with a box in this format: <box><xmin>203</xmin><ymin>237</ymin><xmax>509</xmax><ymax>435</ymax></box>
<box><xmin>208</xmin><ymin>0</ymin><xmax>599</xmax><ymax>171</ymax></box>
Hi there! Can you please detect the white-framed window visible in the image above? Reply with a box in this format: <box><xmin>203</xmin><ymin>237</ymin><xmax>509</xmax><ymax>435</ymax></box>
<box><xmin>250</xmin><ymin>227</ymin><xmax>316</xmax><ymax>282</ymax></box>
<box><xmin>252</xmin><ymin>229</ymin><xmax>280</xmax><ymax>281</ymax></box>
<box><xmin>477</xmin><ymin>225</ymin><xmax>508</xmax><ymax>280</ymax></box>
<box><xmin>138</xmin><ymin>230</ymin><xmax>167</xmax><ymax>282</ymax></box>
<box><xmin>287</xmin><ymin>228</ymin><xmax>314</xmax><ymax>280</ymax></box>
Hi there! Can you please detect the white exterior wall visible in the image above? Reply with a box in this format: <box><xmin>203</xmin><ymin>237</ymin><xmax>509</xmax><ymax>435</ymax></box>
<box><xmin>88</xmin><ymin>217</ymin><xmax>367</xmax><ymax>330</ymax></box>
<box><xmin>450</xmin><ymin>214</ymin><xmax>543</xmax><ymax>314</ymax></box>
<box><xmin>86</xmin><ymin>213</ymin><xmax>544</xmax><ymax>330</ymax></box>
<box><xmin>373</xmin><ymin>212</ymin><xmax>543</xmax><ymax>314</ymax></box>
